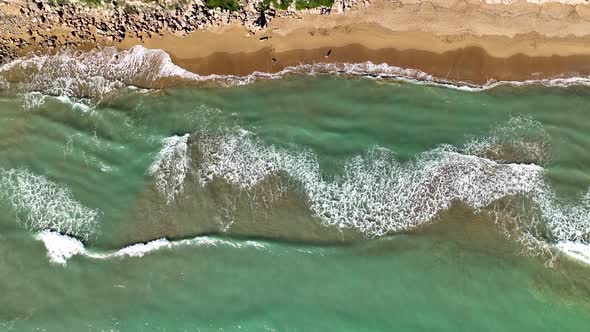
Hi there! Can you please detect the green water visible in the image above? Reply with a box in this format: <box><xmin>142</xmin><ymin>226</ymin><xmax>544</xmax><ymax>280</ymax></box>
<box><xmin>1</xmin><ymin>76</ymin><xmax>590</xmax><ymax>331</ymax></box>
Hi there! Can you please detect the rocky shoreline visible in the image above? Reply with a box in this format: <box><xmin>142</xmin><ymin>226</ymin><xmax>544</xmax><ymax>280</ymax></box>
<box><xmin>0</xmin><ymin>0</ymin><xmax>363</xmax><ymax>63</ymax></box>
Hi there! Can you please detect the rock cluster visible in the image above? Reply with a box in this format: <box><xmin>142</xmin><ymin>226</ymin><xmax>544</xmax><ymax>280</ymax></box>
<box><xmin>0</xmin><ymin>0</ymin><xmax>364</xmax><ymax>63</ymax></box>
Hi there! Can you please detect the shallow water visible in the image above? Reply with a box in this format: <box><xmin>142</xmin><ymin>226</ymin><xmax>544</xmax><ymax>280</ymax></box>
<box><xmin>1</xmin><ymin>65</ymin><xmax>590</xmax><ymax>330</ymax></box>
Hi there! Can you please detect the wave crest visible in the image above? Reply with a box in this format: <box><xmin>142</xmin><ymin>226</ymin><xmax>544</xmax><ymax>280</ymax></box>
<box><xmin>0</xmin><ymin>169</ymin><xmax>100</xmax><ymax>240</ymax></box>
<box><xmin>196</xmin><ymin>131</ymin><xmax>546</xmax><ymax>235</ymax></box>
<box><xmin>461</xmin><ymin>116</ymin><xmax>551</xmax><ymax>165</ymax></box>
<box><xmin>35</xmin><ymin>230</ymin><xmax>266</xmax><ymax>265</ymax></box>
<box><xmin>0</xmin><ymin>46</ymin><xmax>196</xmax><ymax>106</ymax></box>
<box><xmin>148</xmin><ymin>134</ymin><xmax>191</xmax><ymax>204</ymax></box>
<box><xmin>2</xmin><ymin>45</ymin><xmax>590</xmax><ymax>108</ymax></box>
<box><xmin>193</xmin><ymin>123</ymin><xmax>589</xmax><ymax>261</ymax></box>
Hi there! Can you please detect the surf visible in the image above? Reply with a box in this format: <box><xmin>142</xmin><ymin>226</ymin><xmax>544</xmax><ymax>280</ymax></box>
<box><xmin>0</xmin><ymin>168</ymin><xmax>100</xmax><ymax>241</ymax></box>
<box><xmin>35</xmin><ymin>230</ymin><xmax>268</xmax><ymax>265</ymax></box>
<box><xmin>3</xmin><ymin>45</ymin><xmax>590</xmax><ymax>111</ymax></box>
<box><xmin>2</xmin><ymin>114</ymin><xmax>589</xmax><ymax>266</ymax></box>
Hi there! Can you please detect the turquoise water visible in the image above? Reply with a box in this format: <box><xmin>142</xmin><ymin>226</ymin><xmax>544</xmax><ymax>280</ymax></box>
<box><xmin>1</xmin><ymin>50</ymin><xmax>590</xmax><ymax>330</ymax></box>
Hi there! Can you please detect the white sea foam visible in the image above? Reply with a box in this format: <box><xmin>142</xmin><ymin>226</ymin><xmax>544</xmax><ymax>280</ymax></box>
<box><xmin>0</xmin><ymin>46</ymin><xmax>197</xmax><ymax>99</ymax></box>
<box><xmin>110</xmin><ymin>238</ymin><xmax>178</xmax><ymax>258</ymax></box>
<box><xmin>556</xmin><ymin>241</ymin><xmax>590</xmax><ymax>265</ymax></box>
<box><xmin>0</xmin><ymin>169</ymin><xmax>100</xmax><ymax>240</ymax></box>
<box><xmin>284</xmin><ymin>63</ymin><xmax>590</xmax><ymax>91</ymax></box>
<box><xmin>0</xmin><ymin>76</ymin><xmax>8</xmax><ymax>90</ymax></box>
<box><xmin>35</xmin><ymin>230</ymin><xmax>266</xmax><ymax>265</ymax></box>
<box><xmin>197</xmin><ymin>130</ymin><xmax>310</xmax><ymax>190</ymax></box>
<box><xmin>461</xmin><ymin>116</ymin><xmax>551</xmax><ymax>165</ymax></box>
<box><xmin>54</xmin><ymin>95</ymin><xmax>94</xmax><ymax>113</ymax></box>
<box><xmin>31</xmin><ymin>121</ymin><xmax>590</xmax><ymax>265</ymax></box>
<box><xmin>195</xmin><ymin>122</ymin><xmax>590</xmax><ymax>258</ymax></box>
<box><xmin>148</xmin><ymin>134</ymin><xmax>191</xmax><ymax>204</ymax></box>
<box><xmin>197</xmin><ymin>131</ymin><xmax>546</xmax><ymax>235</ymax></box>
<box><xmin>18</xmin><ymin>91</ymin><xmax>46</xmax><ymax>110</ymax></box>
<box><xmin>537</xmin><ymin>189</ymin><xmax>590</xmax><ymax>244</ymax></box>
<box><xmin>35</xmin><ymin>230</ymin><xmax>86</xmax><ymax>265</ymax></box>
<box><xmin>195</xmin><ymin>61</ymin><xmax>590</xmax><ymax>91</ymax></box>
<box><xmin>2</xmin><ymin>45</ymin><xmax>590</xmax><ymax>106</ymax></box>
<box><xmin>2</xmin><ymin>46</ymin><xmax>589</xmax><ymax>263</ymax></box>
<box><xmin>0</xmin><ymin>46</ymin><xmax>200</xmax><ymax>111</ymax></box>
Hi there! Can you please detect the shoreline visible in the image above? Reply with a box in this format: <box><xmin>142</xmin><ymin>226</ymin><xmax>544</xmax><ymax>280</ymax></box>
<box><xmin>167</xmin><ymin>40</ymin><xmax>590</xmax><ymax>85</ymax></box>
<box><xmin>110</xmin><ymin>0</ymin><xmax>590</xmax><ymax>85</ymax></box>
<box><xmin>3</xmin><ymin>0</ymin><xmax>590</xmax><ymax>85</ymax></box>
<box><xmin>116</xmin><ymin>28</ymin><xmax>590</xmax><ymax>85</ymax></box>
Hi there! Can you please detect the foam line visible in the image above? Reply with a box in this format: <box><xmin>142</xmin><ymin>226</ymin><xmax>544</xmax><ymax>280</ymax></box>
<box><xmin>0</xmin><ymin>169</ymin><xmax>100</xmax><ymax>240</ymax></box>
<box><xmin>148</xmin><ymin>134</ymin><xmax>191</xmax><ymax>204</ymax></box>
<box><xmin>2</xmin><ymin>45</ymin><xmax>590</xmax><ymax>107</ymax></box>
<box><xmin>35</xmin><ymin>230</ymin><xmax>267</xmax><ymax>265</ymax></box>
<box><xmin>29</xmin><ymin>116</ymin><xmax>590</xmax><ymax>266</ymax></box>
<box><xmin>195</xmin><ymin>119</ymin><xmax>589</xmax><ymax>254</ymax></box>
<box><xmin>196</xmin><ymin>129</ymin><xmax>548</xmax><ymax>236</ymax></box>
<box><xmin>556</xmin><ymin>241</ymin><xmax>590</xmax><ymax>265</ymax></box>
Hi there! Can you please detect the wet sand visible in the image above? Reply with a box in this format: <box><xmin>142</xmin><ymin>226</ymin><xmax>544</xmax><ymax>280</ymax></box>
<box><xmin>3</xmin><ymin>0</ymin><xmax>590</xmax><ymax>83</ymax></box>
<box><xmin>112</xmin><ymin>0</ymin><xmax>590</xmax><ymax>84</ymax></box>
<box><xmin>173</xmin><ymin>44</ymin><xmax>590</xmax><ymax>84</ymax></box>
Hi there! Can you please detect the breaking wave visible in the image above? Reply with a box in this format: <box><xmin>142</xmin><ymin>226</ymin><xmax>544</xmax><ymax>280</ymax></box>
<box><xmin>2</xmin><ymin>46</ymin><xmax>589</xmax><ymax>265</ymax></box>
<box><xmin>35</xmin><ymin>230</ymin><xmax>267</xmax><ymax>265</ymax></box>
<box><xmin>461</xmin><ymin>116</ymin><xmax>552</xmax><ymax>165</ymax></box>
<box><xmin>2</xmin><ymin>45</ymin><xmax>590</xmax><ymax>109</ymax></box>
<box><xmin>0</xmin><ymin>169</ymin><xmax>100</xmax><ymax>240</ymax></box>
<box><xmin>0</xmin><ymin>46</ymin><xmax>191</xmax><ymax>100</ymax></box>
<box><xmin>555</xmin><ymin>241</ymin><xmax>590</xmax><ymax>266</ymax></box>
<box><xmin>21</xmin><ymin>116</ymin><xmax>590</xmax><ymax>266</ymax></box>
<box><xmin>192</xmin><ymin>120</ymin><xmax>589</xmax><ymax>262</ymax></box>
<box><xmin>0</xmin><ymin>76</ymin><xmax>9</xmax><ymax>90</ymax></box>
<box><xmin>196</xmin><ymin>130</ymin><xmax>539</xmax><ymax>236</ymax></box>
<box><xmin>148</xmin><ymin>134</ymin><xmax>191</xmax><ymax>204</ymax></box>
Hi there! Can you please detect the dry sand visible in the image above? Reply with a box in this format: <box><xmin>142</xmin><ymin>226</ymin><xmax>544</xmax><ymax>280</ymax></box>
<box><xmin>2</xmin><ymin>0</ymin><xmax>590</xmax><ymax>83</ymax></box>
<box><xmin>113</xmin><ymin>0</ymin><xmax>590</xmax><ymax>83</ymax></box>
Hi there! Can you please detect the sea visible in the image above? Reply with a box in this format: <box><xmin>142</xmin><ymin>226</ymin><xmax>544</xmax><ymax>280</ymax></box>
<box><xmin>0</xmin><ymin>46</ymin><xmax>589</xmax><ymax>331</ymax></box>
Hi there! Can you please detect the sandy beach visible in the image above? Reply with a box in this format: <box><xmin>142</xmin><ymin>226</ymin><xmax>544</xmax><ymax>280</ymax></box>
<box><xmin>110</xmin><ymin>0</ymin><xmax>590</xmax><ymax>84</ymax></box>
<box><xmin>2</xmin><ymin>0</ymin><xmax>590</xmax><ymax>83</ymax></box>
